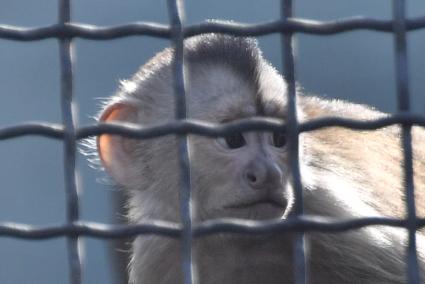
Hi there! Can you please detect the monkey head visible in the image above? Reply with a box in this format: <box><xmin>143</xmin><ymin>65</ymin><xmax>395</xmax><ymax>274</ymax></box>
<box><xmin>97</xmin><ymin>34</ymin><xmax>295</xmax><ymax>223</ymax></box>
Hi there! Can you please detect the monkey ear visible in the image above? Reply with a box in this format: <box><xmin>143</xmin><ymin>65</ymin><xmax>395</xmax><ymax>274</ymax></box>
<box><xmin>97</xmin><ymin>103</ymin><xmax>139</xmax><ymax>186</ymax></box>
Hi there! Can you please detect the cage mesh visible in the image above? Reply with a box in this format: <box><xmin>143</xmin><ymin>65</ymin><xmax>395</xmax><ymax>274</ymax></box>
<box><xmin>0</xmin><ymin>0</ymin><xmax>425</xmax><ymax>283</ymax></box>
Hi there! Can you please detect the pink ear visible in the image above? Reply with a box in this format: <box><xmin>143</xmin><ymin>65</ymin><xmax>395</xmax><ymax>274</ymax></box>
<box><xmin>97</xmin><ymin>103</ymin><xmax>138</xmax><ymax>185</ymax></box>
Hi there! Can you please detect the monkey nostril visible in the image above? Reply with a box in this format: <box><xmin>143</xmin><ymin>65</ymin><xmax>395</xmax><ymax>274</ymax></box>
<box><xmin>246</xmin><ymin>172</ymin><xmax>257</xmax><ymax>184</ymax></box>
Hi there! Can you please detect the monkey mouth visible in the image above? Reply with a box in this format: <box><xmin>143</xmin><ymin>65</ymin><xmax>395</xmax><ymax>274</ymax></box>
<box><xmin>225</xmin><ymin>198</ymin><xmax>286</xmax><ymax>210</ymax></box>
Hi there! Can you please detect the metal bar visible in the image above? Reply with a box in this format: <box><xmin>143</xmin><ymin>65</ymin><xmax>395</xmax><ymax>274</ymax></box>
<box><xmin>58</xmin><ymin>1</ymin><xmax>81</xmax><ymax>284</ymax></box>
<box><xmin>0</xmin><ymin>221</ymin><xmax>180</xmax><ymax>239</ymax></box>
<box><xmin>2</xmin><ymin>113</ymin><xmax>425</xmax><ymax>141</ymax></box>
<box><xmin>2</xmin><ymin>16</ymin><xmax>425</xmax><ymax>40</ymax></box>
<box><xmin>2</xmin><ymin>216</ymin><xmax>425</xmax><ymax>240</ymax></box>
<box><xmin>393</xmin><ymin>0</ymin><xmax>420</xmax><ymax>283</ymax></box>
<box><xmin>167</xmin><ymin>1</ymin><xmax>194</xmax><ymax>284</ymax></box>
<box><xmin>281</xmin><ymin>1</ymin><xmax>307</xmax><ymax>283</ymax></box>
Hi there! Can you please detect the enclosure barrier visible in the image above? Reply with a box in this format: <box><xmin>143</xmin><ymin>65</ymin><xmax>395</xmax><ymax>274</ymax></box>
<box><xmin>0</xmin><ymin>0</ymin><xmax>424</xmax><ymax>283</ymax></box>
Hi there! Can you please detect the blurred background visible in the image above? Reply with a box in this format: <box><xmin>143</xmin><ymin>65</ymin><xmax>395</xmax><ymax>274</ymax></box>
<box><xmin>0</xmin><ymin>0</ymin><xmax>424</xmax><ymax>283</ymax></box>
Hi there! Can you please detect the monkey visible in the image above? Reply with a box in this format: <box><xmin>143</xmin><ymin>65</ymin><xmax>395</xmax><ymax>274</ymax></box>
<box><xmin>92</xmin><ymin>34</ymin><xmax>425</xmax><ymax>283</ymax></box>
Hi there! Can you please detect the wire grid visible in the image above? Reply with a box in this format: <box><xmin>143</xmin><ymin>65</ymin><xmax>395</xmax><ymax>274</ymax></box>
<box><xmin>0</xmin><ymin>0</ymin><xmax>424</xmax><ymax>283</ymax></box>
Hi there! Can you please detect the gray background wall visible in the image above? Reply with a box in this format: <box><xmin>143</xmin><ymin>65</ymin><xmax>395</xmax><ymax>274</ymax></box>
<box><xmin>0</xmin><ymin>1</ymin><xmax>424</xmax><ymax>283</ymax></box>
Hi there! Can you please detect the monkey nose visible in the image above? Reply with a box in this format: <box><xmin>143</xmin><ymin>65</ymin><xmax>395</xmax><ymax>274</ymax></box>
<box><xmin>243</xmin><ymin>158</ymin><xmax>283</xmax><ymax>191</ymax></box>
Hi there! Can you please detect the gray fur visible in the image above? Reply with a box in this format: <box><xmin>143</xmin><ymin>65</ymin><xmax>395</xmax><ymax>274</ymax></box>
<box><xmin>92</xmin><ymin>34</ymin><xmax>425</xmax><ymax>283</ymax></box>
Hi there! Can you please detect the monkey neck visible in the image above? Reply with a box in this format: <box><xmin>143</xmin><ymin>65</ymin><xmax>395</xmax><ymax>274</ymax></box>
<box><xmin>131</xmin><ymin>227</ymin><xmax>407</xmax><ymax>284</ymax></box>
<box><xmin>130</xmin><ymin>237</ymin><xmax>181</xmax><ymax>284</ymax></box>
<box><xmin>131</xmin><ymin>233</ymin><xmax>295</xmax><ymax>284</ymax></box>
<box><xmin>196</xmin><ymin>234</ymin><xmax>294</xmax><ymax>282</ymax></box>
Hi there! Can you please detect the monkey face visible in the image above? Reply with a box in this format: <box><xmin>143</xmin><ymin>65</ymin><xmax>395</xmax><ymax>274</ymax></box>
<box><xmin>189</xmin><ymin>130</ymin><xmax>291</xmax><ymax>221</ymax></box>
<box><xmin>182</xmin><ymin>62</ymin><xmax>292</xmax><ymax>221</ymax></box>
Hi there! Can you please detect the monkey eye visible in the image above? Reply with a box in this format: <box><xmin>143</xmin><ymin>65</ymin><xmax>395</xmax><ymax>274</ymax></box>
<box><xmin>272</xmin><ymin>131</ymin><xmax>287</xmax><ymax>148</ymax></box>
<box><xmin>218</xmin><ymin>133</ymin><xmax>246</xmax><ymax>149</ymax></box>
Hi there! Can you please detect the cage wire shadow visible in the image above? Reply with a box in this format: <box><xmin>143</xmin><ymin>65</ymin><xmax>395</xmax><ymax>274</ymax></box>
<box><xmin>0</xmin><ymin>0</ymin><xmax>424</xmax><ymax>283</ymax></box>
